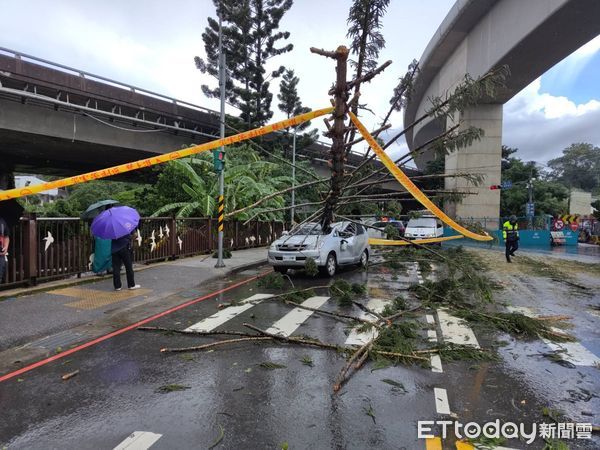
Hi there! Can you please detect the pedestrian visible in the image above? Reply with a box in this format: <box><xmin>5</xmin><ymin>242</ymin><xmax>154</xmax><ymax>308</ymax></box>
<box><xmin>0</xmin><ymin>216</ymin><xmax>10</xmax><ymax>282</ymax></box>
<box><xmin>503</xmin><ymin>215</ymin><xmax>519</xmax><ymax>263</ymax></box>
<box><xmin>111</xmin><ymin>232</ymin><xmax>140</xmax><ymax>291</ymax></box>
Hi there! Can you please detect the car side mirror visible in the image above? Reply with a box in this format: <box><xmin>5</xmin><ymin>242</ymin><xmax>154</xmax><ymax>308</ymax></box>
<box><xmin>281</xmin><ymin>230</ymin><xmax>289</xmax><ymax>236</ymax></box>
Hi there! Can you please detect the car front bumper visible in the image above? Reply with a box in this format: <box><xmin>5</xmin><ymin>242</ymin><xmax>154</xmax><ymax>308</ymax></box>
<box><xmin>267</xmin><ymin>249</ymin><xmax>322</xmax><ymax>267</ymax></box>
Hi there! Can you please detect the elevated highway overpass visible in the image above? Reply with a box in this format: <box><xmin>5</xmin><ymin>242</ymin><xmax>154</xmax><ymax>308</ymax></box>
<box><xmin>0</xmin><ymin>48</ymin><xmax>411</xmax><ymax>193</ymax></box>
<box><xmin>404</xmin><ymin>0</ymin><xmax>600</xmax><ymax>221</ymax></box>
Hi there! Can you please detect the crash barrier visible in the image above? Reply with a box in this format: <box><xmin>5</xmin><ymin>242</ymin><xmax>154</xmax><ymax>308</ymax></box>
<box><xmin>1</xmin><ymin>105</ymin><xmax>492</xmax><ymax>243</ymax></box>
<box><xmin>0</xmin><ymin>216</ymin><xmax>283</xmax><ymax>290</ymax></box>
<box><xmin>348</xmin><ymin>112</ymin><xmax>492</xmax><ymax>242</ymax></box>
<box><xmin>368</xmin><ymin>235</ymin><xmax>464</xmax><ymax>246</ymax></box>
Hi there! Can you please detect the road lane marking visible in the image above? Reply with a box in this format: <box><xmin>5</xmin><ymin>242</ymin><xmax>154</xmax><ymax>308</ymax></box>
<box><xmin>427</xmin><ymin>330</ymin><xmax>437</xmax><ymax>342</ymax></box>
<box><xmin>430</xmin><ymin>354</ymin><xmax>443</xmax><ymax>373</ymax></box>
<box><xmin>113</xmin><ymin>431</ymin><xmax>162</xmax><ymax>450</ymax></box>
<box><xmin>185</xmin><ymin>293</ymin><xmax>273</xmax><ymax>332</ymax></box>
<box><xmin>425</xmin><ymin>436</ymin><xmax>442</xmax><ymax>450</ymax></box>
<box><xmin>266</xmin><ymin>296</ymin><xmax>330</xmax><ymax>337</ymax></box>
<box><xmin>0</xmin><ymin>271</ymin><xmax>269</xmax><ymax>383</ymax></box>
<box><xmin>434</xmin><ymin>387</ymin><xmax>451</xmax><ymax>414</ymax></box>
<box><xmin>345</xmin><ymin>298</ymin><xmax>389</xmax><ymax>346</ymax></box>
<box><xmin>437</xmin><ymin>309</ymin><xmax>480</xmax><ymax>348</ymax></box>
<box><xmin>507</xmin><ymin>306</ymin><xmax>600</xmax><ymax>366</ymax></box>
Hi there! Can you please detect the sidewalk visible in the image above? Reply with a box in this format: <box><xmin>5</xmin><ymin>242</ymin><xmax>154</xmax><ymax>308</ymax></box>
<box><xmin>0</xmin><ymin>248</ymin><xmax>268</xmax><ymax>375</ymax></box>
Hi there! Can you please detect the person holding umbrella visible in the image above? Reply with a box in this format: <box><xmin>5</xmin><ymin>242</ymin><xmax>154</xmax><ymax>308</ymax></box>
<box><xmin>92</xmin><ymin>206</ymin><xmax>141</xmax><ymax>291</ymax></box>
<box><xmin>0</xmin><ymin>199</ymin><xmax>24</xmax><ymax>283</ymax></box>
<box><xmin>81</xmin><ymin>200</ymin><xmax>120</xmax><ymax>275</ymax></box>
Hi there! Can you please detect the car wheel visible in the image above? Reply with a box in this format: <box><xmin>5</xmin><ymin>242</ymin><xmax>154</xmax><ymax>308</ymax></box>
<box><xmin>359</xmin><ymin>249</ymin><xmax>369</xmax><ymax>268</ymax></box>
<box><xmin>319</xmin><ymin>253</ymin><xmax>337</xmax><ymax>277</ymax></box>
<box><xmin>274</xmin><ymin>266</ymin><xmax>288</xmax><ymax>274</ymax></box>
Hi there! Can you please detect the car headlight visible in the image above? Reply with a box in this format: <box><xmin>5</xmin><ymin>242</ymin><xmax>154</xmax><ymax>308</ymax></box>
<box><xmin>269</xmin><ymin>243</ymin><xmax>277</xmax><ymax>250</ymax></box>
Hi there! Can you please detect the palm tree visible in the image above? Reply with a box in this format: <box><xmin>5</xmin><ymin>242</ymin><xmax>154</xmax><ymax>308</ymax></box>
<box><xmin>152</xmin><ymin>146</ymin><xmax>291</xmax><ymax>220</ymax></box>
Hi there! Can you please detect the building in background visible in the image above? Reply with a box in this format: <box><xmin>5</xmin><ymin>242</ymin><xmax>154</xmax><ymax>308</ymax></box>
<box><xmin>14</xmin><ymin>175</ymin><xmax>66</xmax><ymax>204</ymax></box>
<box><xmin>569</xmin><ymin>189</ymin><xmax>592</xmax><ymax>216</ymax></box>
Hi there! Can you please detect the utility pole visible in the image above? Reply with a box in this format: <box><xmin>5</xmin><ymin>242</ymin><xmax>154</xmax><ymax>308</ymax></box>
<box><xmin>215</xmin><ymin>12</ymin><xmax>226</xmax><ymax>268</ymax></box>
<box><xmin>290</xmin><ymin>129</ymin><xmax>296</xmax><ymax>225</ymax></box>
<box><xmin>526</xmin><ymin>169</ymin><xmax>534</xmax><ymax>229</ymax></box>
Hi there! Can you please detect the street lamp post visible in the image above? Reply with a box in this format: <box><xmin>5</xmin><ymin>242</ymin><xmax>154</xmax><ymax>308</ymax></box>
<box><xmin>215</xmin><ymin>13</ymin><xmax>226</xmax><ymax>268</ymax></box>
<box><xmin>290</xmin><ymin>128</ymin><xmax>296</xmax><ymax>225</ymax></box>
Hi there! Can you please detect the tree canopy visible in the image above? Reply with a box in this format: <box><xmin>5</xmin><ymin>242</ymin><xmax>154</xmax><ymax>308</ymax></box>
<box><xmin>196</xmin><ymin>0</ymin><xmax>294</xmax><ymax>128</ymax></box>
<box><xmin>547</xmin><ymin>143</ymin><xmax>600</xmax><ymax>193</ymax></box>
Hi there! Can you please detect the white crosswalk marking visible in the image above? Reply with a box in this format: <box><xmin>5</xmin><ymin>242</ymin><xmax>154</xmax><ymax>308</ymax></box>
<box><xmin>507</xmin><ymin>306</ymin><xmax>600</xmax><ymax>366</ymax></box>
<box><xmin>437</xmin><ymin>308</ymin><xmax>480</xmax><ymax>348</ymax></box>
<box><xmin>266</xmin><ymin>296</ymin><xmax>330</xmax><ymax>337</ymax></box>
<box><xmin>430</xmin><ymin>354</ymin><xmax>443</xmax><ymax>373</ymax></box>
<box><xmin>114</xmin><ymin>432</ymin><xmax>162</xmax><ymax>450</ymax></box>
<box><xmin>185</xmin><ymin>293</ymin><xmax>273</xmax><ymax>332</ymax></box>
<box><xmin>345</xmin><ymin>298</ymin><xmax>389</xmax><ymax>346</ymax></box>
<box><xmin>433</xmin><ymin>388</ymin><xmax>451</xmax><ymax>415</ymax></box>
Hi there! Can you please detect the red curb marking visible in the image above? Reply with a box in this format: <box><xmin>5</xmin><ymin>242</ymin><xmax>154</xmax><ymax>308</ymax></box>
<box><xmin>0</xmin><ymin>270</ymin><xmax>270</xmax><ymax>383</ymax></box>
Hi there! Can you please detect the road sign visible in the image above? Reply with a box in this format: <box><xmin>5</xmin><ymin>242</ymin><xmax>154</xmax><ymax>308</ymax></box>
<box><xmin>526</xmin><ymin>202</ymin><xmax>535</xmax><ymax>217</ymax></box>
<box><xmin>570</xmin><ymin>222</ymin><xmax>579</xmax><ymax>232</ymax></box>
<box><xmin>501</xmin><ymin>181</ymin><xmax>512</xmax><ymax>189</ymax></box>
<box><xmin>554</xmin><ymin>219</ymin><xmax>564</xmax><ymax>230</ymax></box>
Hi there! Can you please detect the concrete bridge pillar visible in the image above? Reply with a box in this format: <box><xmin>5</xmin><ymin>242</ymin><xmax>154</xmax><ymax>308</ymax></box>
<box><xmin>444</xmin><ymin>104</ymin><xmax>502</xmax><ymax>227</ymax></box>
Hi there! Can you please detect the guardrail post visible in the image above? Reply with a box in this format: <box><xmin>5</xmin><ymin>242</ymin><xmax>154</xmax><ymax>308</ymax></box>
<box><xmin>23</xmin><ymin>213</ymin><xmax>38</xmax><ymax>286</ymax></box>
<box><xmin>170</xmin><ymin>216</ymin><xmax>177</xmax><ymax>259</ymax></box>
<box><xmin>207</xmin><ymin>218</ymin><xmax>212</xmax><ymax>253</ymax></box>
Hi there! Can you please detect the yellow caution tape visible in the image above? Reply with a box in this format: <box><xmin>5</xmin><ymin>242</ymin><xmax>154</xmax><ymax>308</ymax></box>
<box><xmin>369</xmin><ymin>235</ymin><xmax>464</xmax><ymax>246</ymax></box>
<box><xmin>0</xmin><ymin>107</ymin><xmax>334</xmax><ymax>201</ymax></box>
<box><xmin>348</xmin><ymin>112</ymin><xmax>492</xmax><ymax>242</ymax></box>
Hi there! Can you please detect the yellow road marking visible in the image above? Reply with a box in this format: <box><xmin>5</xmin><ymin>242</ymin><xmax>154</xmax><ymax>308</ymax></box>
<box><xmin>455</xmin><ymin>441</ymin><xmax>475</xmax><ymax>450</ymax></box>
<box><xmin>425</xmin><ymin>436</ymin><xmax>443</xmax><ymax>450</ymax></box>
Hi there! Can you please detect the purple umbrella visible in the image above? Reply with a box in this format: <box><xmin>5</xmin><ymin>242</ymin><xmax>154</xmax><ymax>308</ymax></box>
<box><xmin>91</xmin><ymin>206</ymin><xmax>140</xmax><ymax>240</ymax></box>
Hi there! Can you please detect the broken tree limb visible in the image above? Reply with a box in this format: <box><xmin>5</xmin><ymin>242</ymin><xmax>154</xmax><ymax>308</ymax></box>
<box><xmin>138</xmin><ymin>326</ymin><xmax>255</xmax><ymax>338</ymax></box>
<box><xmin>160</xmin><ymin>337</ymin><xmax>273</xmax><ymax>353</ymax></box>
<box><xmin>242</xmin><ymin>323</ymin><xmax>348</xmax><ymax>352</ymax></box>
<box><xmin>347</xmin><ymin>60</ymin><xmax>392</xmax><ymax>89</ymax></box>
<box><xmin>333</xmin><ymin>338</ymin><xmax>374</xmax><ymax>392</ymax></box>
<box><xmin>283</xmin><ymin>300</ymin><xmax>375</xmax><ymax>325</ymax></box>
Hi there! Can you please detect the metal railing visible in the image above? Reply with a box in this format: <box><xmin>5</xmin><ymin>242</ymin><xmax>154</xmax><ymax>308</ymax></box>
<box><xmin>1</xmin><ymin>216</ymin><xmax>283</xmax><ymax>290</ymax></box>
<box><xmin>0</xmin><ymin>46</ymin><xmax>220</xmax><ymax>116</ymax></box>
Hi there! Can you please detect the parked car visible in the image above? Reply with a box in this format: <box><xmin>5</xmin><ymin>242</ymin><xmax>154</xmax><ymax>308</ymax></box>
<box><xmin>368</xmin><ymin>220</ymin><xmax>405</xmax><ymax>239</ymax></box>
<box><xmin>404</xmin><ymin>217</ymin><xmax>444</xmax><ymax>240</ymax></box>
<box><xmin>268</xmin><ymin>221</ymin><xmax>370</xmax><ymax>276</ymax></box>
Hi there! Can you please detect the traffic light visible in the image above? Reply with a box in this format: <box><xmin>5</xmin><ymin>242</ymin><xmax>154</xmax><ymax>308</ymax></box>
<box><xmin>489</xmin><ymin>185</ymin><xmax>502</xmax><ymax>190</ymax></box>
<box><xmin>212</xmin><ymin>149</ymin><xmax>225</xmax><ymax>172</ymax></box>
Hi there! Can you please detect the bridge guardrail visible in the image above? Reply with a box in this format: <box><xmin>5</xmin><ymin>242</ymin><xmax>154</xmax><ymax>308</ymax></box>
<box><xmin>1</xmin><ymin>216</ymin><xmax>283</xmax><ymax>290</ymax></box>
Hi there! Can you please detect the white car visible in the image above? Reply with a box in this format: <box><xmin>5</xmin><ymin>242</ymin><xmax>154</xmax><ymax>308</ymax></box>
<box><xmin>268</xmin><ymin>221</ymin><xmax>370</xmax><ymax>276</ymax></box>
<box><xmin>404</xmin><ymin>217</ymin><xmax>444</xmax><ymax>240</ymax></box>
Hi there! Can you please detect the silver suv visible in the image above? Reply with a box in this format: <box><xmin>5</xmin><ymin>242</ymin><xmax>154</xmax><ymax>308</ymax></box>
<box><xmin>267</xmin><ymin>221</ymin><xmax>370</xmax><ymax>276</ymax></box>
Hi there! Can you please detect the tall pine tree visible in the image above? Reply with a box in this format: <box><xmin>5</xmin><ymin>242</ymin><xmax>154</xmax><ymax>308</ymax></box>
<box><xmin>195</xmin><ymin>0</ymin><xmax>294</xmax><ymax>128</ymax></box>
<box><xmin>345</xmin><ymin>0</ymin><xmax>390</xmax><ymax>150</ymax></box>
<box><xmin>277</xmin><ymin>69</ymin><xmax>310</xmax><ymax>131</ymax></box>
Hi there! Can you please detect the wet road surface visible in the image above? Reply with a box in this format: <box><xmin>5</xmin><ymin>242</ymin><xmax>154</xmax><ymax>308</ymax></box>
<box><xmin>0</xmin><ymin>252</ymin><xmax>598</xmax><ymax>449</ymax></box>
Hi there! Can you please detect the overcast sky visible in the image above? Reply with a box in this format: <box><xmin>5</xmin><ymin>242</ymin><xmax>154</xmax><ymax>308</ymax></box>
<box><xmin>1</xmin><ymin>0</ymin><xmax>599</xmax><ymax>166</ymax></box>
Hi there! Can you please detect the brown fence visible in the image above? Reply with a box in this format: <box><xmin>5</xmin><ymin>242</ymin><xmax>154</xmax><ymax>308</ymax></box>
<box><xmin>1</xmin><ymin>216</ymin><xmax>284</xmax><ymax>290</ymax></box>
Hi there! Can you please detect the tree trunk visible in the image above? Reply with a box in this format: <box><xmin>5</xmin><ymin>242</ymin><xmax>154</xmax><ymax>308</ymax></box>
<box><xmin>321</xmin><ymin>46</ymin><xmax>349</xmax><ymax>231</ymax></box>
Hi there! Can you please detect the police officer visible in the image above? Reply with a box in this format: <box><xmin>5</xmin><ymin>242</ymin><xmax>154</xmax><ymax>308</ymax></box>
<box><xmin>503</xmin><ymin>215</ymin><xmax>519</xmax><ymax>263</ymax></box>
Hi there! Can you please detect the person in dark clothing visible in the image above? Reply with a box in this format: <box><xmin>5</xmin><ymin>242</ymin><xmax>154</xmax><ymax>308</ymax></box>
<box><xmin>0</xmin><ymin>217</ymin><xmax>10</xmax><ymax>282</ymax></box>
<box><xmin>502</xmin><ymin>215</ymin><xmax>519</xmax><ymax>263</ymax></box>
<box><xmin>111</xmin><ymin>233</ymin><xmax>140</xmax><ymax>291</ymax></box>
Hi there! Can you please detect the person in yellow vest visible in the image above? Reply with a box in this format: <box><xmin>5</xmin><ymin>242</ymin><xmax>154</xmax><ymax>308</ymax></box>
<box><xmin>503</xmin><ymin>215</ymin><xmax>519</xmax><ymax>263</ymax></box>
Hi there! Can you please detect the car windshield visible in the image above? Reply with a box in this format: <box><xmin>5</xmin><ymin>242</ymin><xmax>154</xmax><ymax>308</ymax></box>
<box><xmin>407</xmin><ymin>218</ymin><xmax>437</xmax><ymax>228</ymax></box>
<box><xmin>291</xmin><ymin>223</ymin><xmax>322</xmax><ymax>235</ymax></box>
